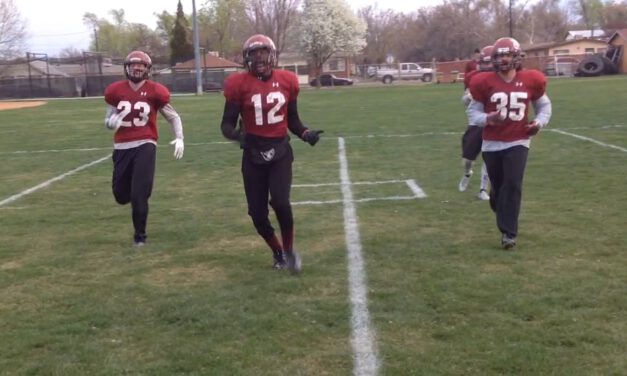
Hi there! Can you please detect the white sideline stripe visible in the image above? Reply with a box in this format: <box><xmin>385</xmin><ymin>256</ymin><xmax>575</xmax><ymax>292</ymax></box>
<box><xmin>338</xmin><ymin>137</ymin><xmax>380</xmax><ymax>376</ymax></box>
<box><xmin>550</xmin><ymin>129</ymin><xmax>627</xmax><ymax>153</ymax></box>
<box><xmin>0</xmin><ymin>155</ymin><xmax>111</xmax><ymax>207</ymax></box>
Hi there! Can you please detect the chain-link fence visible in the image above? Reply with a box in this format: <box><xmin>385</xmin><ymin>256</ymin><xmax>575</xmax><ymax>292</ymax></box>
<box><xmin>1</xmin><ymin>52</ymin><xmax>619</xmax><ymax>99</ymax></box>
<box><xmin>0</xmin><ymin>54</ymin><xmax>234</xmax><ymax>100</ymax></box>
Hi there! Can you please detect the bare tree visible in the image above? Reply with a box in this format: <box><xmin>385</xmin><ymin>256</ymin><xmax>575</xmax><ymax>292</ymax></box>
<box><xmin>517</xmin><ymin>0</ymin><xmax>569</xmax><ymax>44</ymax></box>
<box><xmin>358</xmin><ymin>6</ymin><xmax>401</xmax><ymax>64</ymax></box>
<box><xmin>201</xmin><ymin>0</ymin><xmax>247</xmax><ymax>58</ymax></box>
<box><xmin>0</xmin><ymin>0</ymin><xmax>28</xmax><ymax>59</ymax></box>
<box><xmin>246</xmin><ymin>0</ymin><xmax>301</xmax><ymax>60</ymax></box>
<box><xmin>600</xmin><ymin>2</ymin><xmax>627</xmax><ymax>29</ymax></box>
<box><xmin>571</xmin><ymin>0</ymin><xmax>604</xmax><ymax>31</ymax></box>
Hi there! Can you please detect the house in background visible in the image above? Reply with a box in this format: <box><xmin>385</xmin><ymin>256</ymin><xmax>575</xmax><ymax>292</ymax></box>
<box><xmin>276</xmin><ymin>52</ymin><xmax>310</xmax><ymax>84</ymax></box>
<box><xmin>0</xmin><ymin>60</ymin><xmax>70</xmax><ymax>79</ymax></box>
<box><xmin>522</xmin><ymin>38</ymin><xmax>609</xmax><ymax>58</ymax></box>
<box><xmin>171</xmin><ymin>52</ymin><xmax>241</xmax><ymax>72</ymax></box>
<box><xmin>521</xmin><ymin>38</ymin><xmax>610</xmax><ymax>75</ymax></box>
<box><xmin>608</xmin><ymin>29</ymin><xmax>627</xmax><ymax>73</ymax></box>
<box><xmin>278</xmin><ymin>52</ymin><xmax>354</xmax><ymax>84</ymax></box>
<box><xmin>165</xmin><ymin>52</ymin><xmax>241</xmax><ymax>91</ymax></box>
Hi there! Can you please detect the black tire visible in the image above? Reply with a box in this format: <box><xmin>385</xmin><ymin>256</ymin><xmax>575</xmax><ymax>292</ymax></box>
<box><xmin>577</xmin><ymin>55</ymin><xmax>604</xmax><ymax>77</ymax></box>
<box><xmin>421</xmin><ymin>73</ymin><xmax>433</xmax><ymax>82</ymax></box>
<box><xmin>600</xmin><ymin>56</ymin><xmax>618</xmax><ymax>74</ymax></box>
<box><xmin>382</xmin><ymin>75</ymin><xmax>393</xmax><ymax>84</ymax></box>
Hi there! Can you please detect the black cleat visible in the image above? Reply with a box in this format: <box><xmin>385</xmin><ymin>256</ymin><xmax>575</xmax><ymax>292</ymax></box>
<box><xmin>501</xmin><ymin>234</ymin><xmax>517</xmax><ymax>250</ymax></box>
<box><xmin>272</xmin><ymin>250</ymin><xmax>287</xmax><ymax>270</ymax></box>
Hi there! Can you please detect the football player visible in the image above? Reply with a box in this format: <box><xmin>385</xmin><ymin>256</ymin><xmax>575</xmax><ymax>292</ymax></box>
<box><xmin>466</xmin><ymin>37</ymin><xmax>552</xmax><ymax>249</ymax></box>
<box><xmin>220</xmin><ymin>34</ymin><xmax>323</xmax><ymax>273</ymax></box>
<box><xmin>104</xmin><ymin>50</ymin><xmax>185</xmax><ymax>247</ymax></box>
<box><xmin>464</xmin><ymin>48</ymin><xmax>481</xmax><ymax>74</ymax></box>
<box><xmin>459</xmin><ymin>45</ymin><xmax>493</xmax><ymax>200</ymax></box>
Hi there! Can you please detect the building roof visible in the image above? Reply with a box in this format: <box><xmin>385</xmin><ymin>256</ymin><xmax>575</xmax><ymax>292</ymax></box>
<box><xmin>608</xmin><ymin>28</ymin><xmax>627</xmax><ymax>43</ymax></box>
<box><xmin>173</xmin><ymin>53</ymin><xmax>241</xmax><ymax>70</ymax></box>
<box><xmin>523</xmin><ymin>38</ymin><xmax>608</xmax><ymax>53</ymax></box>
<box><xmin>566</xmin><ymin>29</ymin><xmax>606</xmax><ymax>40</ymax></box>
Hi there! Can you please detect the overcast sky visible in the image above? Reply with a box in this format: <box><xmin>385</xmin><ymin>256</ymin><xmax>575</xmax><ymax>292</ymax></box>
<box><xmin>17</xmin><ymin>0</ymin><xmax>443</xmax><ymax>56</ymax></box>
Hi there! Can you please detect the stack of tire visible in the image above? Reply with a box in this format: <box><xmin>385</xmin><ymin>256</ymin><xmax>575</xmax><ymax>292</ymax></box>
<box><xmin>576</xmin><ymin>54</ymin><xmax>618</xmax><ymax>77</ymax></box>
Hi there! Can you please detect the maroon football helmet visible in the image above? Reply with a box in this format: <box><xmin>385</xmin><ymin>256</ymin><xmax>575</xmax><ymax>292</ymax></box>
<box><xmin>124</xmin><ymin>50</ymin><xmax>152</xmax><ymax>83</ymax></box>
<box><xmin>242</xmin><ymin>34</ymin><xmax>276</xmax><ymax>78</ymax></box>
<box><xmin>491</xmin><ymin>37</ymin><xmax>523</xmax><ymax>72</ymax></box>
<box><xmin>479</xmin><ymin>45</ymin><xmax>493</xmax><ymax>71</ymax></box>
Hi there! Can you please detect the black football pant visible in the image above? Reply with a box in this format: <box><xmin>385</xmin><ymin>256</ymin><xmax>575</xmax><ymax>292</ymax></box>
<box><xmin>241</xmin><ymin>147</ymin><xmax>294</xmax><ymax>242</ymax></box>
<box><xmin>461</xmin><ymin>126</ymin><xmax>483</xmax><ymax>161</ymax></box>
<box><xmin>112</xmin><ymin>143</ymin><xmax>156</xmax><ymax>242</ymax></box>
<box><xmin>482</xmin><ymin>145</ymin><xmax>528</xmax><ymax>238</ymax></box>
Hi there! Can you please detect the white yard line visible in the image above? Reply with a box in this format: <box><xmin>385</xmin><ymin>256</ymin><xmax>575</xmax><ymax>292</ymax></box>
<box><xmin>338</xmin><ymin>137</ymin><xmax>380</xmax><ymax>376</ymax></box>
<box><xmin>550</xmin><ymin>129</ymin><xmax>627</xmax><ymax>153</ymax></box>
<box><xmin>0</xmin><ymin>155</ymin><xmax>111</xmax><ymax>208</ymax></box>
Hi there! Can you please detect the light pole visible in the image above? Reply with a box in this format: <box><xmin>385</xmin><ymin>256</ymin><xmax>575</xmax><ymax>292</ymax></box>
<box><xmin>509</xmin><ymin>0</ymin><xmax>514</xmax><ymax>37</ymax></box>
<box><xmin>192</xmin><ymin>0</ymin><xmax>202</xmax><ymax>95</ymax></box>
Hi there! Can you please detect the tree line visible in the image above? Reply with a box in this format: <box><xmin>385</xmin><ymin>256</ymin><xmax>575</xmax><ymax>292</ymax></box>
<box><xmin>3</xmin><ymin>0</ymin><xmax>627</xmax><ymax>67</ymax></box>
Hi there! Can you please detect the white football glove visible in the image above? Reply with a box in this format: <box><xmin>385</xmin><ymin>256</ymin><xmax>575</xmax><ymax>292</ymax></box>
<box><xmin>170</xmin><ymin>138</ymin><xmax>184</xmax><ymax>159</ymax></box>
<box><xmin>105</xmin><ymin>112</ymin><xmax>123</xmax><ymax>131</ymax></box>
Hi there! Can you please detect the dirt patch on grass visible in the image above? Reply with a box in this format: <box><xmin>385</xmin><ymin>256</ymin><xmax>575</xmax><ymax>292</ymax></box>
<box><xmin>0</xmin><ymin>101</ymin><xmax>47</xmax><ymax>111</ymax></box>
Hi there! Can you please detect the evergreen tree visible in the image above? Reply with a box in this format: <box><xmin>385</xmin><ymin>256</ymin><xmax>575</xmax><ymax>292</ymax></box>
<box><xmin>170</xmin><ymin>0</ymin><xmax>194</xmax><ymax>66</ymax></box>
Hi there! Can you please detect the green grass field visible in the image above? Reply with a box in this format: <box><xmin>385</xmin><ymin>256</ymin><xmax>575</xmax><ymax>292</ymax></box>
<box><xmin>1</xmin><ymin>76</ymin><xmax>626</xmax><ymax>375</ymax></box>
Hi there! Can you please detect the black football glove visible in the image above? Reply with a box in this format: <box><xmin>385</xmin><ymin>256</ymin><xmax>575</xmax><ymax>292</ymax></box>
<box><xmin>525</xmin><ymin>121</ymin><xmax>541</xmax><ymax>136</ymax></box>
<box><xmin>303</xmin><ymin>129</ymin><xmax>324</xmax><ymax>146</ymax></box>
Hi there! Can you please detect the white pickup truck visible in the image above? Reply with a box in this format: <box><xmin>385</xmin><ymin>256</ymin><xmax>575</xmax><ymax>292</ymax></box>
<box><xmin>375</xmin><ymin>62</ymin><xmax>434</xmax><ymax>84</ymax></box>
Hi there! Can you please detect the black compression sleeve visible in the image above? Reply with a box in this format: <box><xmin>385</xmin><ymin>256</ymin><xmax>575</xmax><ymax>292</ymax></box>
<box><xmin>287</xmin><ymin>100</ymin><xmax>308</xmax><ymax>139</ymax></box>
<box><xmin>220</xmin><ymin>101</ymin><xmax>241</xmax><ymax>140</ymax></box>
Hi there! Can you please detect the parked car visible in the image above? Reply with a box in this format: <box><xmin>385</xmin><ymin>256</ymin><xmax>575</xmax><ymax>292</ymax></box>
<box><xmin>375</xmin><ymin>62</ymin><xmax>434</xmax><ymax>84</ymax></box>
<box><xmin>309</xmin><ymin>74</ymin><xmax>353</xmax><ymax>87</ymax></box>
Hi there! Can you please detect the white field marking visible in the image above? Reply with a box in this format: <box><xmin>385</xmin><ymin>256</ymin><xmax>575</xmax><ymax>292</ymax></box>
<box><xmin>0</xmin><ymin>155</ymin><xmax>111</xmax><ymax>208</ymax></box>
<box><xmin>405</xmin><ymin>179</ymin><xmax>427</xmax><ymax>198</ymax></box>
<box><xmin>2</xmin><ymin>147</ymin><xmax>111</xmax><ymax>155</ymax></box>
<box><xmin>0</xmin><ymin>141</ymin><xmax>232</xmax><ymax>155</ymax></box>
<box><xmin>338</xmin><ymin>137</ymin><xmax>380</xmax><ymax>376</ymax></box>
<box><xmin>558</xmin><ymin>125</ymin><xmax>625</xmax><ymax>130</ymax></box>
<box><xmin>343</xmin><ymin>131</ymin><xmax>461</xmax><ymax>139</ymax></box>
<box><xmin>292</xmin><ymin>179</ymin><xmax>426</xmax><ymax>206</ymax></box>
<box><xmin>5</xmin><ymin>125</ymin><xmax>624</xmax><ymax>156</ymax></box>
<box><xmin>549</xmin><ymin>129</ymin><xmax>627</xmax><ymax>153</ymax></box>
<box><xmin>295</xmin><ymin>179</ymin><xmax>414</xmax><ymax>187</ymax></box>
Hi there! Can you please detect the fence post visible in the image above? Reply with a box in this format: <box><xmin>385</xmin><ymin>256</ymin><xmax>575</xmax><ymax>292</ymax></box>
<box><xmin>26</xmin><ymin>52</ymin><xmax>33</xmax><ymax>98</ymax></box>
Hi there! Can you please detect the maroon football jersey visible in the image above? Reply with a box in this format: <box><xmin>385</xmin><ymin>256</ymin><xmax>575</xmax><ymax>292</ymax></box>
<box><xmin>104</xmin><ymin>80</ymin><xmax>170</xmax><ymax>144</ymax></box>
<box><xmin>464</xmin><ymin>69</ymin><xmax>479</xmax><ymax>89</ymax></box>
<box><xmin>465</xmin><ymin>60</ymin><xmax>478</xmax><ymax>74</ymax></box>
<box><xmin>469</xmin><ymin>69</ymin><xmax>546</xmax><ymax>142</ymax></box>
<box><xmin>223</xmin><ymin>70</ymin><xmax>299</xmax><ymax>138</ymax></box>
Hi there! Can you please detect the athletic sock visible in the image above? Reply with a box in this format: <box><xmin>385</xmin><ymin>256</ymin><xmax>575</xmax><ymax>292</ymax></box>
<box><xmin>264</xmin><ymin>235</ymin><xmax>283</xmax><ymax>253</ymax></box>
